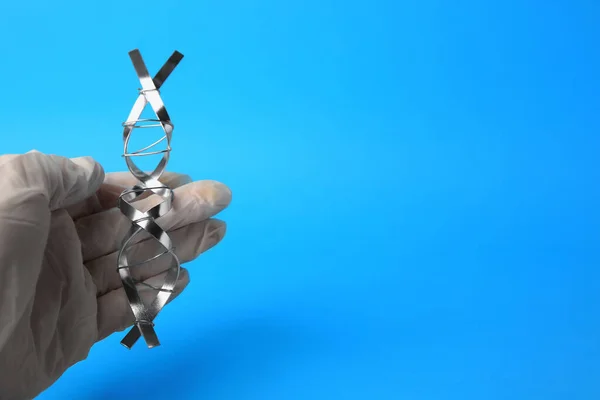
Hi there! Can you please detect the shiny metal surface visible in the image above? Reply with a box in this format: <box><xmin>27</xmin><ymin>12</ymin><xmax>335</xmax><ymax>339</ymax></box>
<box><xmin>117</xmin><ymin>49</ymin><xmax>184</xmax><ymax>349</ymax></box>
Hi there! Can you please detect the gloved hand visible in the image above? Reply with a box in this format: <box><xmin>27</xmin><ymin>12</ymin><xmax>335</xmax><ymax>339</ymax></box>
<box><xmin>0</xmin><ymin>151</ymin><xmax>231</xmax><ymax>400</ymax></box>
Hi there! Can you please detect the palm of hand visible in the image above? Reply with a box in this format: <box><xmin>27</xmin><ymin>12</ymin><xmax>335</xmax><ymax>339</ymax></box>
<box><xmin>0</xmin><ymin>153</ymin><xmax>230</xmax><ymax>399</ymax></box>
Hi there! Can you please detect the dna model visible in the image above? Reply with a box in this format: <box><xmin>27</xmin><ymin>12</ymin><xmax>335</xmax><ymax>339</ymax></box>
<box><xmin>117</xmin><ymin>49</ymin><xmax>184</xmax><ymax>349</ymax></box>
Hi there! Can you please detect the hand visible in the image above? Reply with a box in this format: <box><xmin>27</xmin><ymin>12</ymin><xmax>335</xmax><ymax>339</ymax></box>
<box><xmin>0</xmin><ymin>151</ymin><xmax>231</xmax><ymax>400</ymax></box>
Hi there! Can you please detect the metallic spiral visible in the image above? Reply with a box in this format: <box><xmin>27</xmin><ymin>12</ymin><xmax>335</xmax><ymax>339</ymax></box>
<box><xmin>117</xmin><ymin>49</ymin><xmax>184</xmax><ymax>349</ymax></box>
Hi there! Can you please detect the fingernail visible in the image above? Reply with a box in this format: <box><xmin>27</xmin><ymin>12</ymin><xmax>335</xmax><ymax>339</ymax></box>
<box><xmin>177</xmin><ymin>174</ymin><xmax>193</xmax><ymax>186</ymax></box>
<box><xmin>209</xmin><ymin>221</ymin><xmax>226</xmax><ymax>241</ymax></box>
<box><xmin>165</xmin><ymin>173</ymin><xmax>192</xmax><ymax>188</ymax></box>
<box><xmin>210</xmin><ymin>181</ymin><xmax>232</xmax><ymax>207</ymax></box>
<box><xmin>175</xmin><ymin>268</ymin><xmax>190</xmax><ymax>291</ymax></box>
<box><xmin>71</xmin><ymin>156</ymin><xmax>105</xmax><ymax>184</ymax></box>
<box><xmin>105</xmin><ymin>183</ymin><xmax>127</xmax><ymax>196</ymax></box>
<box><xmin>201</xmin><ymin>220</ymin><xmax>227</xmax><ymax>252</ymax></box>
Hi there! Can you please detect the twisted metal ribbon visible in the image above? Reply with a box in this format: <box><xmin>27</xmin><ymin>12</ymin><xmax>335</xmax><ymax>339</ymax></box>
<box><xmin>117</xmin><ymin>49</ymin><xmax>184</xmax><ymax>349</ymax></box>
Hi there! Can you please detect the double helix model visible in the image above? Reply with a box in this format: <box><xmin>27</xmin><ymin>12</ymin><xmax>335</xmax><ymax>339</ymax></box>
<box><xmin>117</xmin><ymin>49</ymin><xmax>184</xmax><ymax>349</ymax></box>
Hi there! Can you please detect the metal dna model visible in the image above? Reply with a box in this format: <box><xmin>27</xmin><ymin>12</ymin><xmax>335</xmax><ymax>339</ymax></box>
<box><xmin>117</xmin><ymin>49</ymin><xmax>184</xmax><ymax>349</ymax></box>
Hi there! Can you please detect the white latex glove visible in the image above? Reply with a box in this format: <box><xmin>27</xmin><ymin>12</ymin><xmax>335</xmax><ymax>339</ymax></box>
<box><xmin>0</xmin><ymin>151</ymin><xmax>231</xmax><ymax>400</ymax></box>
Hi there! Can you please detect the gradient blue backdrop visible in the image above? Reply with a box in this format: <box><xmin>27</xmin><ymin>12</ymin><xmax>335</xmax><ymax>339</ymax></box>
<box><xmin>1</xmin><ymin>1</ymin><xmax>599</xmax><ymax>399</ymax></box>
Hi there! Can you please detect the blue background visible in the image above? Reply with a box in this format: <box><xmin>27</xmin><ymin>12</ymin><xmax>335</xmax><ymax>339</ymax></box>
<box><xmin>1</xmin><ymin>0</ymin><xmax>599</xmax><ymax>399</ymax></box>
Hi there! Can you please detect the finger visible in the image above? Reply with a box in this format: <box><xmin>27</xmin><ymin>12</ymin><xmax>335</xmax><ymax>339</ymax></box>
<box><xmin>102</xmin><ymin>171</ymin><xmax>193</xmax><ymax>190</ymax></box>
<box><xmin>66</xmin><ymin>171</ymin><xmax>193</xmax><ymax>220</ymax></box>
<box><xmin>77</xmin><ymin>180</ymin><xmax>231</xmax><ymax>262</ymax></box>
<box><xmin>97</xmin><ymin>172</ymin><xmax>193</xmax><ymax>210</ymax></box>
<box><xmin>0</xmin><ymin>150</ymin><xmax>46</xmax><ymax>167</ymax></box>
<box><xmin>0</xmin><ymin>154</ymin><xmax>20</xmax><ymax>167</ymax></box>
<box><xmin>87</xmin><ymin>218</ymin><xmax>226</xmax><ymax>295</ymax></box>
<box><xmin>96</xmin><ymin>268</ymin><xmax>190</xmax><ymax>341</ymax></box>
<box><xmin>0</xmin><ymin>152</ymin><xmax>105</xmax><ymax>212</ymax></box>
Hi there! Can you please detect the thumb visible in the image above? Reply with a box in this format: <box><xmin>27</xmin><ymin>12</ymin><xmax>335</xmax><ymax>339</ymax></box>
<box><xmin>0</xmin><ymin>151</ymin><xmax>105</xmax><ymax>211</ymax></box>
